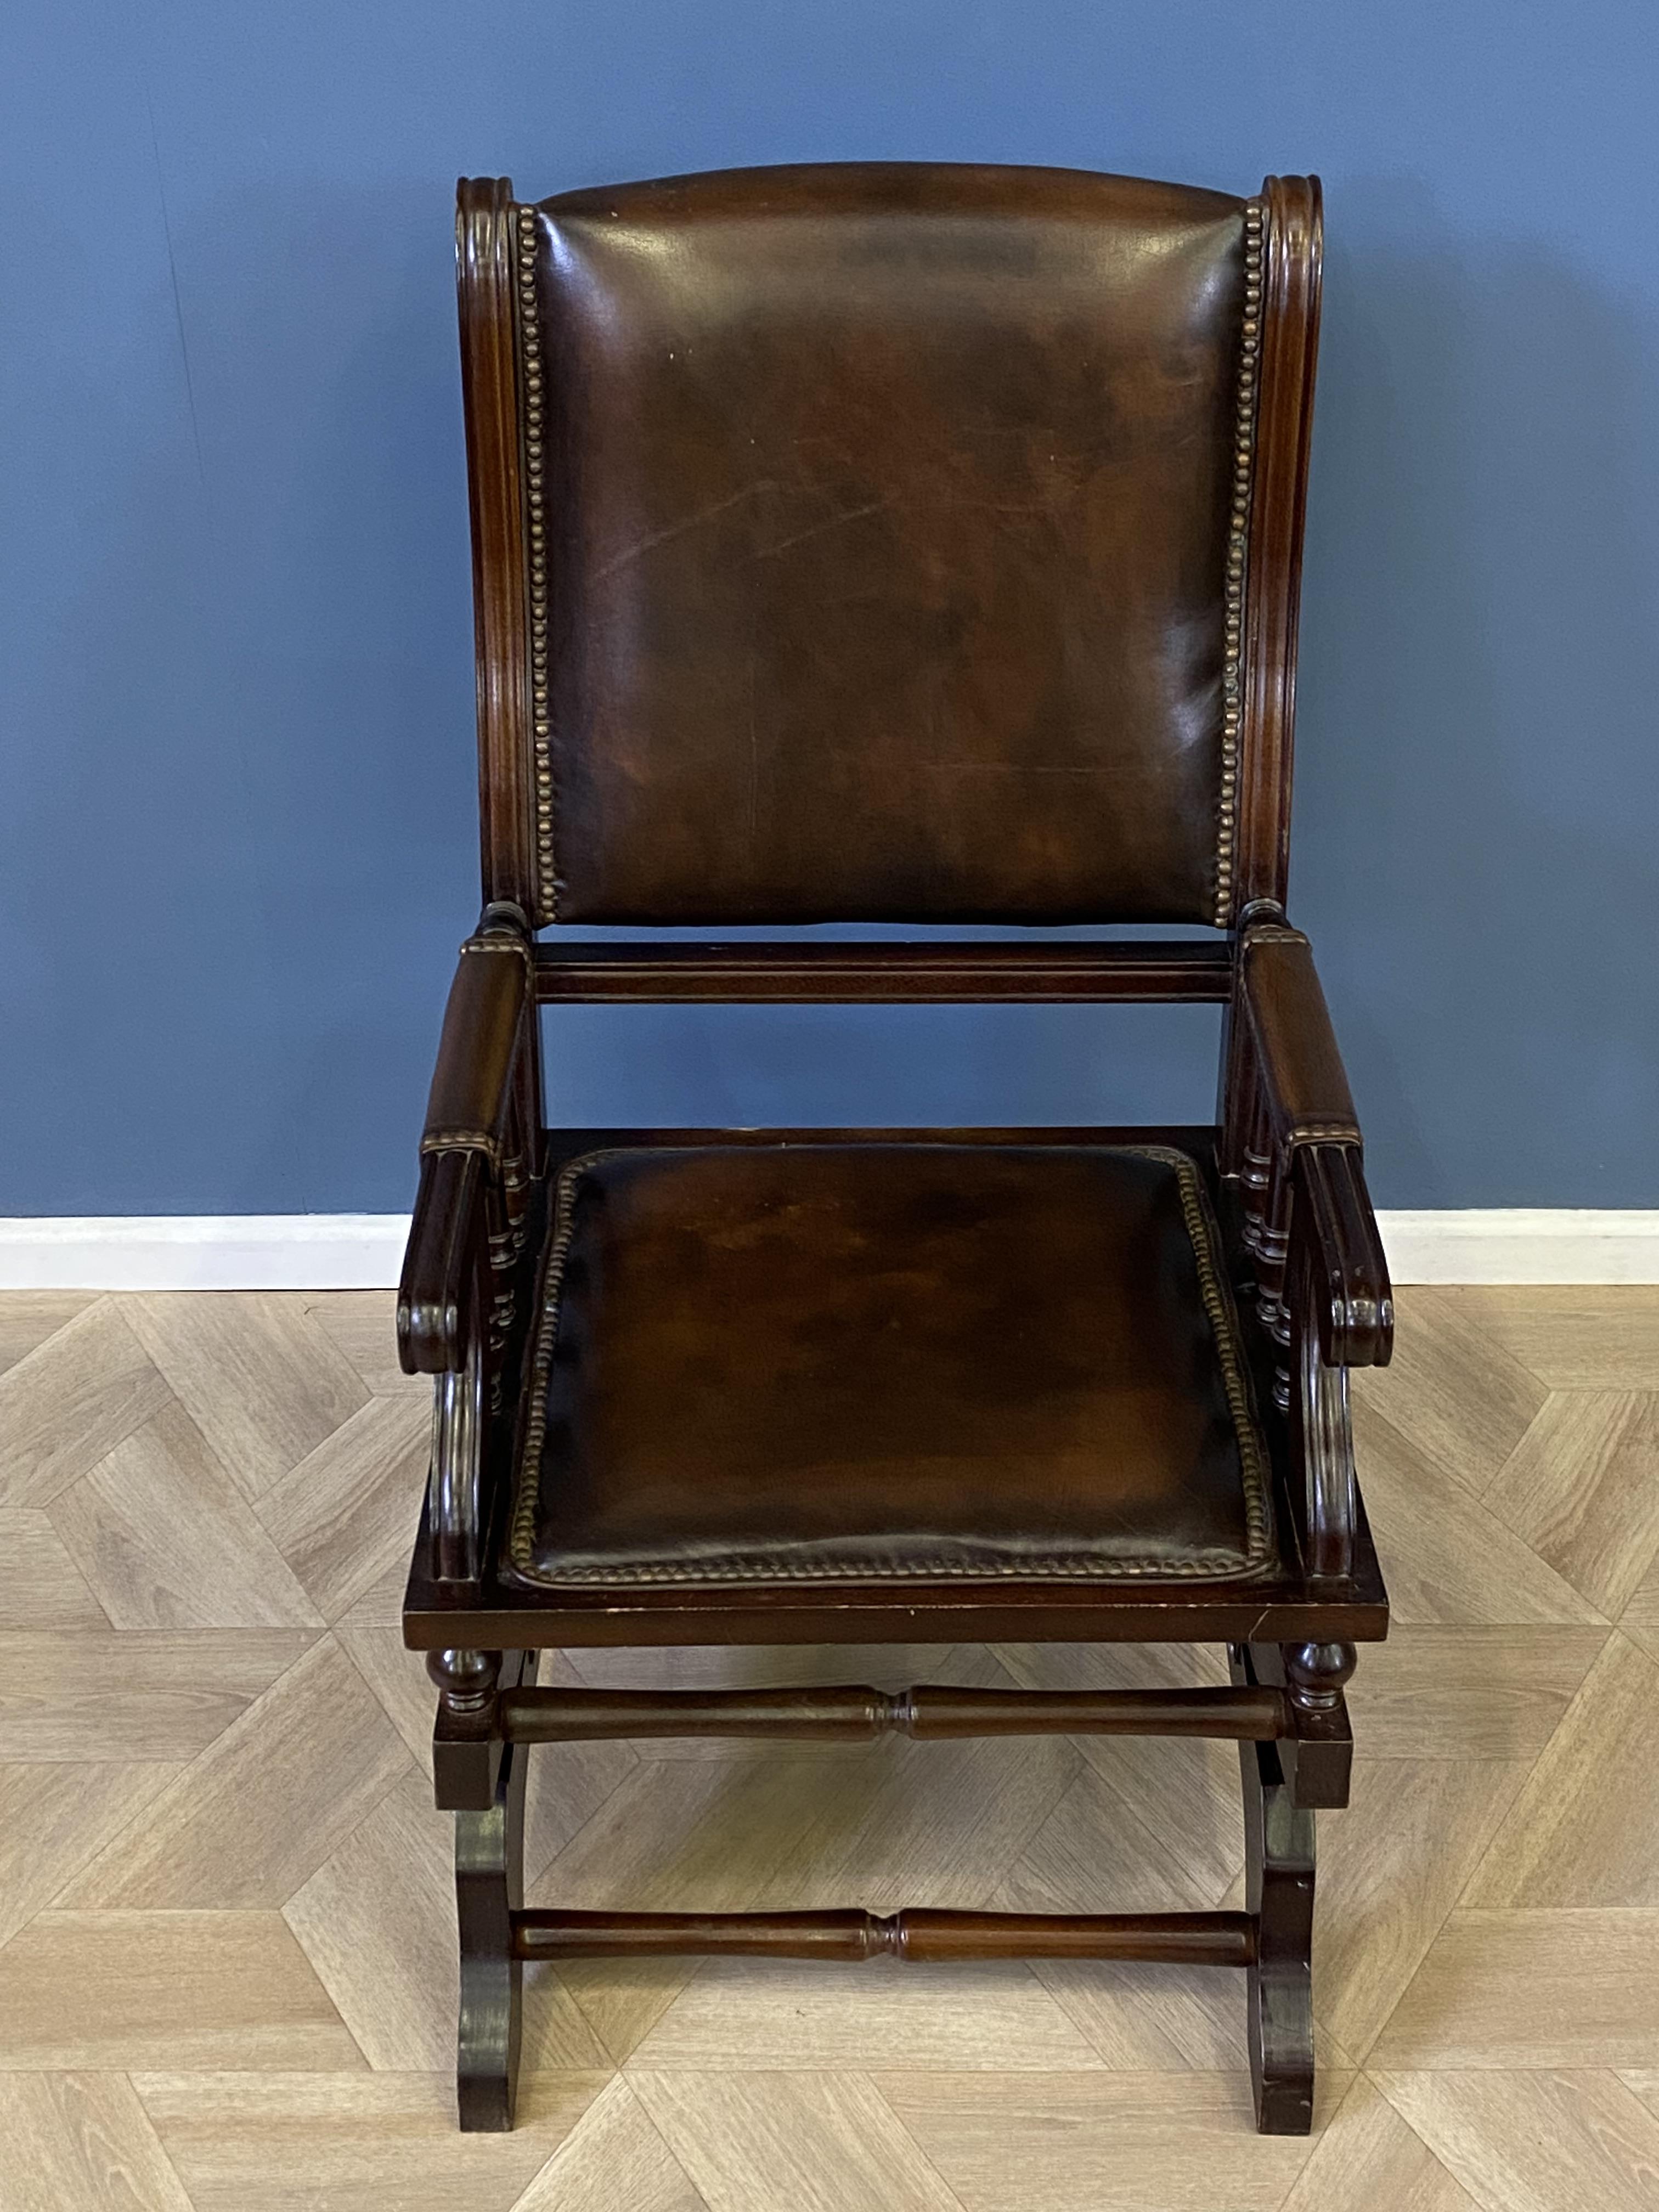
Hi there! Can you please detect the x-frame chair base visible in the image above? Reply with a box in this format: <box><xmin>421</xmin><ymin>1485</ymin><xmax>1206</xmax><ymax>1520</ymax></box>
<box><xmin>428</xmin><ymin>1637</ymin><xmax>1353</xmax><ymax>2136</ymax></box>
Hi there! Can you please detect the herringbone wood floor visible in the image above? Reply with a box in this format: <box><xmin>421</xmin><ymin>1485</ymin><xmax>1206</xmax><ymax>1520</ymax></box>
<box><xmin>2</xmin><ymin>1286</ymin><xmax>1658</xmax><ymax>2210</ymax></box>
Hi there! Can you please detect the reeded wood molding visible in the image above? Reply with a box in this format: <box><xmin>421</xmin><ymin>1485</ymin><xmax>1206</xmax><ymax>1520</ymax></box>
<box><xmin>532</xmin><ymin>939</ymin><xmax>1233</xmax><ymax>1003</ymax></box>
<box><xmin>1235</xmin><ymin>175</ymin><xmax>1323</xmax><ymax>915</ymax></box>
<box><xmin>511</xmin><ymin>1906</ymin><xmax>1258</xmax><ymax>1966</ymax></box>
<box><xmin>456</xmin><ymin>178</ymin><xmax>537</xmax><ymax>922</ymax></box>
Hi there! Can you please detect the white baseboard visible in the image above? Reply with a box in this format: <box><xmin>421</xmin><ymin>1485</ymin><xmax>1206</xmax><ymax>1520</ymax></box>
<box><xmin>0</xmin><ymin>1215</ymin><xmax>414</xmax><ymax>1292</ymax></box>
<box><xmin>1375</xmin><ymin>1210</ymin><xmax>1659</xmax><ymax>1286</ymax></box>
<box><xmin>0</xmin><ymin>1209</ymin><xmax>1656</xmax><ymax>1291</ymax></box>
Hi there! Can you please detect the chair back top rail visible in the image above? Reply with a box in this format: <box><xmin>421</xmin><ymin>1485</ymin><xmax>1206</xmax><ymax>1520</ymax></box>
<box><xmin>532</xmin><ymin>938</ymin><xmax>1233</xmax><ymax>1004</ymax></box>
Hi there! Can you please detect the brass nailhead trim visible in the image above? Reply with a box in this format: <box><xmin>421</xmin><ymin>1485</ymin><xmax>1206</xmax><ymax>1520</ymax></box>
<box><xmin>1215</xmin><ymin>198</ymin><xmax>1266</xmax><ymax>928</ymax></box>
<box><xmin>459</xmin><ymin>935</ymin><xmax>532</xmax><ymax>963</ymax></box>
<box><xmin>1284</xmin><ymin>1121</ymin><xmax>1363</xmax><ymax>1148</ymax></box>
<box><xmin>509</xmin><ymin>1146</ymin><xmax>1274</xmax><ymax>1588</ymax></box>
<box><xmin>514</xmin><ymin>205</ymin><xmax>555</xmax><ymax>920</ymax></box>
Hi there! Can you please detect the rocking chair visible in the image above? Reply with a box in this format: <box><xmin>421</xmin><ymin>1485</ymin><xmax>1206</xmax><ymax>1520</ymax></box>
<box><xmin>398</xmin><ymin>161</ymin><xmax>1391</xmax><ymax>2135</ymax></box>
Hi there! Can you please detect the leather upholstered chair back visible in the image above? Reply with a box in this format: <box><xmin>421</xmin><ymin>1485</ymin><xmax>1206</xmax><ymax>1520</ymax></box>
<box><xmin>458</xmin><ymin>165</ymin><xmax>1323</xmax><ymax>933</ymax></box>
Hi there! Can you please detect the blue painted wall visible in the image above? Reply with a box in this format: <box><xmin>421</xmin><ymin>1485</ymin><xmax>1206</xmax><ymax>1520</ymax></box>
<box><xmin>3</xmin><ymin>3</ymin><xmax>1656</xmax><ymax>1214</ymax></box>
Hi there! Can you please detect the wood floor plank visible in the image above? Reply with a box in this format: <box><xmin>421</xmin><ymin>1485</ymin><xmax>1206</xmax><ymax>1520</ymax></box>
<box><xmin>522</xmin><ymin>1653</ymin><xmax>642</xmax><ymax>1886</ymax></box>
<box><xmin>1370</xmin><ymin>1909</ymin><xmax>1659</xmax><ymax>2069</ymax></box>
<box><xmin>1463</xmin><ymin>1633</ymin><xmax>1659</xmax><ymax>1907</ymax></box>
<box><xmin>0</xmin><ymin>1300</ymin><xmax>172</xmax><ymax>1509</ymax></box>
<box><xmin>795</xmin><ymin>1728</ymin><xmax>1081</xmax><ymax>1916</ymax></box>
<box><xmin>280</xmin><ymin>1769</ymin><xmax>460</xmax><ymax>2073</ymax></box>
<box><xmin>632</xmin><ymin>2070</ymin><xmax>967</xmax><ymax>2212</ymax></box>
<box><xmin>994</xmin><ymin>1641</ymin><xmax>1242</xmax><ymax>1901</ymax></box>
<box><xmin>1620</xmin><ymin>2070</ymin><xmax>1659</xmax><ymax>2124</ymax></box>
<box><xmin>302</xmin><ymin>1290</ymin><xmax>425</xmax><ymax>1399</ymax></box>
<box><xmin>1483</xmin><ymin>1392</ymin><xmax>1659</xmax><ymax>1618</ymax></box>
<box><xmin>0</xmin><ymin>1291</ymin><xmax>95</xmax><ymax>1379</ymax></box>
<box><xmin>1354</xmin><ymin>1398</ymin><xmax>1607</xmax><ymax>1624</ymax></box>
<box><xmin>0</xmin><ymin>2071</ymin><xmax>195</xmax><ymax>2212</ymax></box>
<box><xmin>331</xmin><ymin>1551</ymin><xmax>407</xmax><ymax>1629</ymax></box>
<box><xmin>1029</xmin><ymin>1958</ymin><xmax>1249</xmax><ymax>2073</ymax></box>
<box><xmin>627</xmin><ymin>1957</ymin><xmax>1099</xmax><ymax>2072</ymax></box>
<box><xmin>1345</xmin><ymin>1626</ymin><xmax>1609</xmax><ymax>1759</ymax></box>
<box><xmin>0</xmin><ymin>1628</ymin><xmax>318</xmax><ymax>1762</ymax></box>
<box><xmin>1310</xmin><ymin>1756</ymin><xmax>1532</xmax><ymax>2062</ymax></box>
<box><xmin>124</xmin><ymin>1294</ymin><xmax>369</xmax><ymax>1502</ymax></box>
<box><xmin>580</xmin><ymin>1660</ymin><xmax>1080</xmax><ymax>1920</ymax></box>
<box><xmin>1435</xmin><ymin>1285</ymin><xmax>1659</xmax><ymax>1389</ymax></box>
<box><xmin>1277</xmin><ymin>2073</ymin><xmax>1480</xmax><ymax>2212</ymax></box>
<box><xmin>0</xmin><ymin>1510</ymin><xmax>108</xmax><ymax>1630</ymax></box>
<box><xmin>1353</xmin><ymin>1289</ymin><xmax>1548</xmax><ymax>1496</ymax></box>
<box><xmin>519</xmin><ymin>1970</ymin><xmax>648</xmax><ymax>2080</ymax></box>
<box><xmin>284</xmin><ymin>1769</ymin><xmax>610</xmax><ymax>2074</ymax></box>
<box><xmin>993</xmin><ymin>1641</ymin><xmax>1231</xmax><ymax>1692</ymax></box>
<box><xmin>60</xmin><ymin>1635</ymin><xmax>411</xmax><ymax>1908</ymax></box>
<box><xmin>335</xmin><ymin>1620</ymin><xmax>439</xmax><ymax>1773</ymax></box>
<box><xmin>1618</xmin><ymin>1544</ymin><xmax>1659</xmax><ymax>1666</ymax></box>
<box><xmin>1030</xmin><ymin>1955</ymin><xmax>1351</xmax><ymax>2075</ymax></box>
<box><xmin>49</xmin><ymin>1399</ymin><xmax>322</xmax><ymax>1630</ymax></box>
<box><xmin>0</xmin><ymin>1912</ymin><xmax>364</xmax><ymax>2070</ymax></box>
<box><xmin>0</xmin><ymin>1762</ymin><xmax>182</xmax><ymax>1945</ymax></box>
<box><xmin>988</xmin><ymin>1757</ymin><xmax>1341</xmax><ymax>2072</ymax></box>
<box><xmin>997</xmin><ymin>1763</ymin><xmax>1223</xmax><ymax>1920</ymax></box>
<box><xmin>871</xmin><ymin>2070</ymin><xmax>1346</xmax><ymax>2212</ymax></box>
<box><xmin>131</xmin><ymin>2072</ymin><xmax>610</xmax><ymax>2212</ymax></box>
<box><xmin>530</xmin><ymin>1756</ymin><xmax>891</xmax><ymax>2063</ymax></box>
<box><xmin>1373</xmin><ymin>2069</ymin><xmax>1659</xmax><ymax>2212</ymax></box>
<box><xmin>253</xmin><ymin>1395</ymin><xmax>429</xmax><ymax>1622</ymax></box>
<box><xmin>511</xmin><ymin>2073</ymin><xmax>709</xmax><ymax>2212</ymax></box>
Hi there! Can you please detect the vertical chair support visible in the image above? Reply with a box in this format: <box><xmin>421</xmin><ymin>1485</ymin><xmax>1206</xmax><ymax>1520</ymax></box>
<box><xmin>454</xmin><ymin>1713</ymin><xmax>529</xmax><ymax>2131</ymax></box>
<box><xmin>1237</xmin><ymin>1645</ymin><xmax>1317</xmax><ymax>2133</ymax></box>
<box><xmin>433</xmin><ymin>1649</ymin><xmax>535</xmax><ymax>2131</ymax></box>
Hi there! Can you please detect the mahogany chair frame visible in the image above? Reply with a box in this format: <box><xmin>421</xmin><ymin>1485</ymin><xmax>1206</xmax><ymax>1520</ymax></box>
<box><xmin>399</xmin><ymin>169</ymin><xmax>1391</xmax><ymax>2136</ymax></box>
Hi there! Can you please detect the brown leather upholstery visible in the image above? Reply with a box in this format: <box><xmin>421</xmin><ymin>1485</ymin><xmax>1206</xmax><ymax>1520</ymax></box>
<box><xmin>528</xmin><ymin>164</ymin><xmax>1254</xmax><ymax>925</ymax></box>
<box><xmin>508</xmin><ymin>1144</ymin><xmax>1273</xmax><ymax>1588</ymax></box>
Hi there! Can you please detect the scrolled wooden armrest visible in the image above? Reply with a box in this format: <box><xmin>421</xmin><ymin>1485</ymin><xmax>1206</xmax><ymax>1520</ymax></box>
<box><xmin>398</xmin><ymin>1147</ymin><xmax>492</xmax><ymax>1580</ymax></box>
<box><xmin>1238</xmin><ymin>920</ymin><xmax>1392</xmax><ymax>1370</ymax></box>
<box><xmin>1282</xmin><ymin>1147</ymin><xmax>1392</xmax><ymax>1582</ymax></box>
<box><xmin>1291</xmin><ymin>1143</ymin><xmax>1392</xmax><ymax>1370</ymax></box>
<box><xmin>398</xmin><ymin>905</ymin><xmax>533</xmax><ymax>1582</ymax></box>
<box><xmin>398</xmin><ymin>1149</ymin><xmax>489</xmax><ymax>1374</ymax></box>
<box><xmin>398</xmin><ymin>901</ymin><xmax>532</xmax><ymax>1377</ymax></box>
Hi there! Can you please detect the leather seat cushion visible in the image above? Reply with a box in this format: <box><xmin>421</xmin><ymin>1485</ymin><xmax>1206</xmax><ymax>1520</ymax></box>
<box><xmin>507</xmin><ymin>1143</ymin><xmax>1274</xmax><ymax>1588</ymax></box>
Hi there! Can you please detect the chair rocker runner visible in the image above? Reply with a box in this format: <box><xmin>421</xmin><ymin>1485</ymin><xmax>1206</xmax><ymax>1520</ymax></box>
<box><xmin>399</xmin><ymin>161</ymin><xmax>1392</xmax><ymax>2136</ymax></box>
